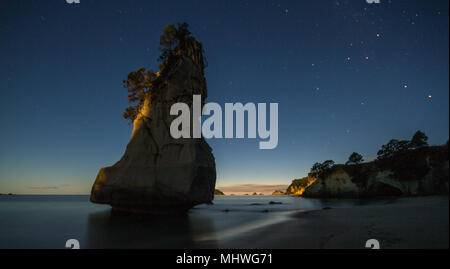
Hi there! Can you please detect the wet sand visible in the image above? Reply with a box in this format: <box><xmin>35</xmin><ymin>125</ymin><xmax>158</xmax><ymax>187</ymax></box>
<box><xmin>219</xmin><ymin>196</ymin><xmax>449</xmax><ymax>249</ymax></box>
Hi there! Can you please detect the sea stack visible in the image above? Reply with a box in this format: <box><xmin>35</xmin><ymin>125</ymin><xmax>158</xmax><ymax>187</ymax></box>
<box><xmin>90</xmin><ymin>31</ymin><xmax>216</xmax><ymax>214</ymax></box>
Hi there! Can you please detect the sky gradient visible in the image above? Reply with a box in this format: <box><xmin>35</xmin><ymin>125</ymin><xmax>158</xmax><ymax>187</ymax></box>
<box><xmin>0</xmin><ymin>0</ymin><xmax>448</xmax><ymax>194</ymax></box>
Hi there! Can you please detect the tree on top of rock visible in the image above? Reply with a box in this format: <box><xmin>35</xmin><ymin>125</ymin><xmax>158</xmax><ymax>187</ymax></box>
<box><xmin>346</xmin><ymin>152</ymin><xmax>364</xmax><ymax>165</ymax></box>
<box><xmin>377</xmin><ymin>139</ymin><xmax>409</xmax><ymax>159</ymax></box>
<box><xmin>409</xmin><ymin>130</ymin><xmax>428</xmax><ymax>149</ymax></box>
<box><xmin>310</xmin><ymin>160</ymin><xmax>335</xmax><ymax>177</ymax></box>
<box><xmin>158</xmin><ymin>22</ymin><xmax>192</xmax><ymax>64</ymax></box>
<box><xmin>122</xmin><ymin>22</ymin><xmax>193</xmax><ymax>124</ymax></box>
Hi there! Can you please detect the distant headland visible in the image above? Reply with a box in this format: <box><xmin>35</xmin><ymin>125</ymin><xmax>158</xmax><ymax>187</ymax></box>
<box><xmin>282</xmin><ymin>130</ymin><xmax>449</xmax><ymax>198</ymax></box>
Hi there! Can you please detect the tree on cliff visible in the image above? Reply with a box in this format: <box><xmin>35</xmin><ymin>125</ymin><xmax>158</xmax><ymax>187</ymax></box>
<box><xmin>122</xmin><ymin>68</ymin><xmax>157</xmax><ymax>123</ymax></box>
<box><xmin>346</xmin><ymin>152</ymin><xmax>364</xmax><ymax>165</ymax></box>
<box><xmin>409</xmin><ymin>130</ymin><xmax>428</xmax><ymax>149</ymax></box>
<box><xmin>310</xmin><ymin>160</ymin><xmax>335</xmax><ymax>177</ymax></box>
<box><xmin>310</xmin><ymin>162</ymin><xmax>322</xmax><ymax>176</ymax></box>
<box><xmin>158</xmin><ymin>22</ymin><xmax>192</xmax><ymax>66</ymax></box>
<box><xmin>322</xmin><ymin>160</ymin><xmax>335</xmax><ymax>169</ymax></box>
<box><xmin>377</xmin><ymin>139</ymin><xmax>409</xmax><ymax>159</ymax></box>
<box><xmin>122</xmin><ymin>23</ymin><xmax>193</xmax><ymax>123</ymax></box>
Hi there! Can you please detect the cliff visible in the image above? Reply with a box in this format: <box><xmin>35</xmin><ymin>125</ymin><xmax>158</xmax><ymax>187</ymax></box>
<box><xmin>302</xmin><ymin>145</ymin><xmax>449</xmax><ymax>198</ymax></box>
<box><xmin>90</xmin><ymin>37</ymin><xmax>216</xmax><ymax>213</ymax></box>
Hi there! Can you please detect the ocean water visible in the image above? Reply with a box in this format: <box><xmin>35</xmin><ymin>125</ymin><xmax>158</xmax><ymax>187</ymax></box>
<box><xmin>0</xmin><ymin>195</ymin><xmax>391</xmax><ymax>249</ymax></box>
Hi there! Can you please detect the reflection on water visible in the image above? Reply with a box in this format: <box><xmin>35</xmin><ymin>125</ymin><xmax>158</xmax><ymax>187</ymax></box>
<box><xmin>86</xmin><ymin>209</ymin><xmax>217</xmax><ymax>249</ymax></box>
<box><xmin>0</xmin><ymin>195</ymin><xmax>396</xmax><ymax>248</ymax></box>
<box><xmin>195</xmin><ymin>210</ymin><xmax>296</xmax><ymax>242</ymax></box>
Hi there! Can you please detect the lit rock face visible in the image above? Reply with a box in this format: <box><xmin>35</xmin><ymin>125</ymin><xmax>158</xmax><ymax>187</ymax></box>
<box><xmin>302</xmin><ymin>169</ymin><xmax>361</xmax><ymax>198</ymax></box>
<box><xmin>285</xmin><ymin>175</ymin><xmax>317</xmax><ymax>195</ymax></box>
<box><xmin>90</xmin><ymin>39</ymin><xmax>216</xmax><ymax>214</ymax></box>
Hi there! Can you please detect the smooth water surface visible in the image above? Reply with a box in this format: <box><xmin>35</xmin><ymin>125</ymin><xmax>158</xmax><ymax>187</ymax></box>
<box><xmin>0</xmin><ymin>195</ymin><xmax>393</xmax><ymax>248</ymax></box>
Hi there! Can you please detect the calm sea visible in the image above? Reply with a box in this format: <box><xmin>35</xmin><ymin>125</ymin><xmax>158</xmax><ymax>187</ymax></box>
<box><xmin>0</xmin><ymin>195</ymin><xmax>390</xmax><ymax>249</ymax></box>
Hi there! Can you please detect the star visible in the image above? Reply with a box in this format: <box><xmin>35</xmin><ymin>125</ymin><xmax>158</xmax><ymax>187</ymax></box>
<box><xmin>427</xmin><ymin>94</ymin><xmax>432</xmax><ymax>99</ymax></box>
<box><xmin>365</xmin><ymin>56</ymin><xmax>369</xmax><ymax>60</ymax></box>
<box><xmin>284</xmin><ymin>9</ymin><xmax>289</xmax><ymax>15</ymax></box>
<box><xmin>346</xmin><ymin>56</ymin><xmax>351</xmax><ymax>61</ymax></box>
<box><xmin>403</xmin><ymin>84</ymin><xmax>408</xmax><ymax>88</ymax></box>
<box><xmin>376</xmin><ymin>33</ymin><xmax>381</xmax><ymax>38</ymax></box>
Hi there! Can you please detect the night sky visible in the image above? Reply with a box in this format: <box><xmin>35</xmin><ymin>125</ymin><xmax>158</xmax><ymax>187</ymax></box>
<box><xmin>0</xmin><ymin>0</ymin><xmax>448</xmax><ymax>194</ymax></box>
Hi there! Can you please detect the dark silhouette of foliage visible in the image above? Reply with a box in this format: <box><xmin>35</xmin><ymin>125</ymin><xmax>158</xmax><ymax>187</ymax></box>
<box><xmin>409</xmin><ymin>130</ymin><xmax>428</xmax><ymax>149</ymax></box>
<box><xmin>310</xmin><ymin>160</ymin><xmax>335</xmax><ymax>177</ymax></box>
<box><xmin>346</xmin><ymin>152</ymin><xmax>364</xmax><ymax>165</ymax></box>
<box><xmin>158</xmin><ymin>22</ymin><xmax>192</xmax><ymax>63</ymax></box>
<box><xmin>122</xmin><ymin>68</ymin><xmax>157</xmax><ymax>123</ymax></box>
<box><xmin>322</xmin><ymin>160</ymin><xmax>335</xmax><ymax>169</ymax></box>
<box><xmin>377</xmin><ymin>139</ymin><xmax>409</xmax><ymax>159</ymax></box>
<box><xmin>310</xmin><ymin>162</ymin><xmax>322</xmax><ymax>176</ymax></box>
<box><xmin>375</xmin><ymin>145</ymin><xmax>448</xmax><ymax>182</ymax></box>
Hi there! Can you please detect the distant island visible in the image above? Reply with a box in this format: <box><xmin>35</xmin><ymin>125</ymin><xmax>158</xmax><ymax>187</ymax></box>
<box><xmin>272</xmin><ymin>190</ymin><xmax>285</xmax><ymax>195</ymax></box>
<box><xmin>280</xmin><ymin>131</ymin><xmax>449</xmax><ymax>198</ymax></box>
<box><xmin>214</xmin><ymin>189</ymin><xmax>224</xmax><ymax>195</ymax></box>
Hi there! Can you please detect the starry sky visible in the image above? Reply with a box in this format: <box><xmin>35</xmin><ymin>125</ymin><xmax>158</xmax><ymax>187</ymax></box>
<box><xmin>0</xmin><ymin>0</ymin><xmax>448</xmax><ymax>194</ymax></box>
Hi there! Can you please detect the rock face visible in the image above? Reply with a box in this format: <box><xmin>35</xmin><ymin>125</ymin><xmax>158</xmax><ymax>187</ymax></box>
<box><xmin>302</xmin><ymin>169</ymin><xmax>362</xmax><ymax>197</ymax></box>
<box><xmin>90</xmin><ymin>38</ymin><xmax>216</xmax><ymax>214</ymax></box>
<box><xmin>303</xmin><ymin>145</ymin><xmax>449</xmax><ymax>198</ymax></box>
<box><xmin>285</xmin><ymin>176</ymin><xmax>317</xmax><ymax>195</ymax></box>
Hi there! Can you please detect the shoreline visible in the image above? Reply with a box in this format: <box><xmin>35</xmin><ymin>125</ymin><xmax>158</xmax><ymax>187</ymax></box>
<box><xmin>216</xmin><ymin>195</ymin><xmax>449</xmax><ymax>249</ymax></box>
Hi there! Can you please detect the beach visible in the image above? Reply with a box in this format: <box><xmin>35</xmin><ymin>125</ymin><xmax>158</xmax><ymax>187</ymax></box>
<box><xmin>219</xmin><ymin>196</ymin><xmax>449</xmax><ymax>249</ymax></box>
